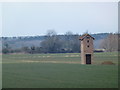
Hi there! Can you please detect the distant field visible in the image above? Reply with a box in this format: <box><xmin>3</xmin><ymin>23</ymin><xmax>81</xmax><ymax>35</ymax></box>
<box><xmin>2</xmin><ymin>52</ymin><xmax>118</xmax><ymax>88</ymax></box>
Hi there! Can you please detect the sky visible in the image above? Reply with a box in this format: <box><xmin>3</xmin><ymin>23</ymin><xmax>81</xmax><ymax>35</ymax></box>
<box><xmin>1</xmin><ymin>2</ymin><xmax>118</xmax><ymax>37</ymax></box>
<box><xmin>0</xmin><ymin>5</ymin><xmax>1</xmax><ymax>33</ymax></box>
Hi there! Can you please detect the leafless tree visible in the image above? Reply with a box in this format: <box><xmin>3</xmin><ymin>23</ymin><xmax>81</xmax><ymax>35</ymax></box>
<box><xmin>100</xmin><ymin>33</ymin><xmax>118</xmax><ymax>52</ymax></box>
<box><xmin>41</xmin><ymin>30</ymin><xmax>62</xmax><ymax>53</ymax></box>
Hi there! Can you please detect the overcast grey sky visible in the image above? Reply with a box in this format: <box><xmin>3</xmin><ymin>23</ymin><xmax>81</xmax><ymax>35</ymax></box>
<box><xmin>1</xmin><ymin>2</ymin><xmax>118</xmax><ymax>37</ymax></box>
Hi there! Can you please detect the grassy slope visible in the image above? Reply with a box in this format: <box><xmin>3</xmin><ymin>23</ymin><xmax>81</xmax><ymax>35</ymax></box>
<box><xmin>2</xmin><ymin>52</ymin><xmax>118</xmax><ymax>88</ymax></box>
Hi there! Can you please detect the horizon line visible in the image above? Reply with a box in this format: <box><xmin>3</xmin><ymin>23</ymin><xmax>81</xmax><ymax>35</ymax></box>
<box><xmin>1</xmin><ymin>32</ymin><xmax>117</xmax><ymax>37</ymax></box>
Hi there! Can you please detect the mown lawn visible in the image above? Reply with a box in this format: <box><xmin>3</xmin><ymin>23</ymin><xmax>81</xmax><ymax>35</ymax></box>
<box><xmin>2</xmin><ymin>52</ymin><xmax>118</xmax><ymax>88</ymax></box>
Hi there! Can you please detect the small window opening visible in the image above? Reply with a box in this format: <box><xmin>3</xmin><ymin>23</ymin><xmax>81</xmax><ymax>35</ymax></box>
<box><xmin>87</xmin><ymin>45</ymin><xmax>89</xmax><ymax>47</ymax></box>
<box><xmin>87</xmin><ymin>40</ymin><xmax>89</xmax><ymax>43</ymax></box>
<box><xmin>87</xmin><ymin>37</ymin><xmax>90</xmax><ymax>39</ymax></box>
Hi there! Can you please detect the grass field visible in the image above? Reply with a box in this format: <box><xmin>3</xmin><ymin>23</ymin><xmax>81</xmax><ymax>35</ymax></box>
<box><xmin>2</xmin><ymin>52</ymin><xmax>118</xmax><ymax>88</ymax></box>
<box><xmin>0</xmin><ymin>55</ymin><xmax>2</xmax><ymax>90</ymax></box>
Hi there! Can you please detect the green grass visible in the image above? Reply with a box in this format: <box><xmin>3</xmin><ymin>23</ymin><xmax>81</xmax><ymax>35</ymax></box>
<box><xmin>0</xmin><ymin>56</ymin><xmax>2</xmax><ymax>90</ymax></box>
<box><xmin>2</xmin><ymin>52</ymin><xmax>118</xmax><ymax>88</ymax></box>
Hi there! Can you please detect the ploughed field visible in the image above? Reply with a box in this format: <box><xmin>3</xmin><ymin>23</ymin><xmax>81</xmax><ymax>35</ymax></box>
<box><xmin>2</xmin><ymin>52</ymin><xmax>118</xmax><ymax>88</ymax></box>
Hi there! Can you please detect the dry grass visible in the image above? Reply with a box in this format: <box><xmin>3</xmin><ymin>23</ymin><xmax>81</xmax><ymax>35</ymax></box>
<box><xmin>21</xmin><ymin>60</ymin><xmax>80</xmax><ymax>64</ymax></box>
<box><xmin>101</xmin><ymin>61</ymin><xmax>115</xmax><ymax>65</ymax></box>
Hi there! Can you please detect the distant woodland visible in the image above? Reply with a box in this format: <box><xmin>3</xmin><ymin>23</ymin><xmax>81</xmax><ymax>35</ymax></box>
<box><xmin>1</xmin><ymin>30</ymin><xmax>119</xmax><ymax>54</ymax></box>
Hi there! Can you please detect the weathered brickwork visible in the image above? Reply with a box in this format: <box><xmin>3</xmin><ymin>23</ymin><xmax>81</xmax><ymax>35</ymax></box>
<box><xmin>79</xmin><ymin>34</ymin><xmax>95</xmax><ymax>64</ymax></box>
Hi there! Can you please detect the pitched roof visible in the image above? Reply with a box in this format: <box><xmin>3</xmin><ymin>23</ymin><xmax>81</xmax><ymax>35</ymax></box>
<box><xmin>79</xmin><ymin>34</ymin><xmax>95</xmax><ymax>40</ymax></box>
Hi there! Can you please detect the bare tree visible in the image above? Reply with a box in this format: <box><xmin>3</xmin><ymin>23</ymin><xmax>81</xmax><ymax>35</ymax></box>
<box><xmin>2</xmin><ymin>43</ymin><xmax>11</xmax><ymax>54</ymax></box>
<box><xmin>63</xmin><ymin>31</ymin><xmax>73</xmax><ymax>52</ymax></box>
<box><xmin>30</xmin><ymin>46</ymin><xmax>36</xmax><ymax>54</ymax></box>
<box><xmin>100</xmin><ymin>33</ymin><xmax>118</xmax><ymax>52</ymax></box>
<box><xmin>21</xmin><ymin>46</ymin><xmax>30</xmax><ymax>53</ymax></box>
<box><xmin>41</xmin><ymin>30</ymin><xmax>62</xmax><ymax>53</ymax></box>
<box><xmin>46</xmin><ymin>30</ymin><xmax>57</xmax><ymax>37</ymax></box>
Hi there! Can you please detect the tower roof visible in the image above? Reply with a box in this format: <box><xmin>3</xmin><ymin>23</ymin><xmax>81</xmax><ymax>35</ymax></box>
<box><xmin>79</xmin><ymin>34</ymin><xmax>95</xmax><ymax>40</ymax></box>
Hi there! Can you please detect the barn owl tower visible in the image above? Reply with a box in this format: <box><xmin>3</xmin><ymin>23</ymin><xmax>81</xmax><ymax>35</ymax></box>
<box><xmin>79</xmin><ymin>34</ymin><xmax>95</xmax><ymax>64</ymax></box>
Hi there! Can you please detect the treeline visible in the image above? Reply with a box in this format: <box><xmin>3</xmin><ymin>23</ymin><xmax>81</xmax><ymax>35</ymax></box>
<box><xmin>2</xmin><ymin>30</ymin><xmax>119</xmax><ymax>54</ymax></box>
<box><xmin>2</xmin><ymin>30</ymin><xmax>80</xmax><ymax>54</ymax></box>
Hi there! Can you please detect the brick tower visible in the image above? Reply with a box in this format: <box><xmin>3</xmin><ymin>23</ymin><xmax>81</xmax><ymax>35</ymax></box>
<box><xmin>79</xmin><ymin>34</ymin><xmax>95</xmax><ymax>64</ymax></box>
